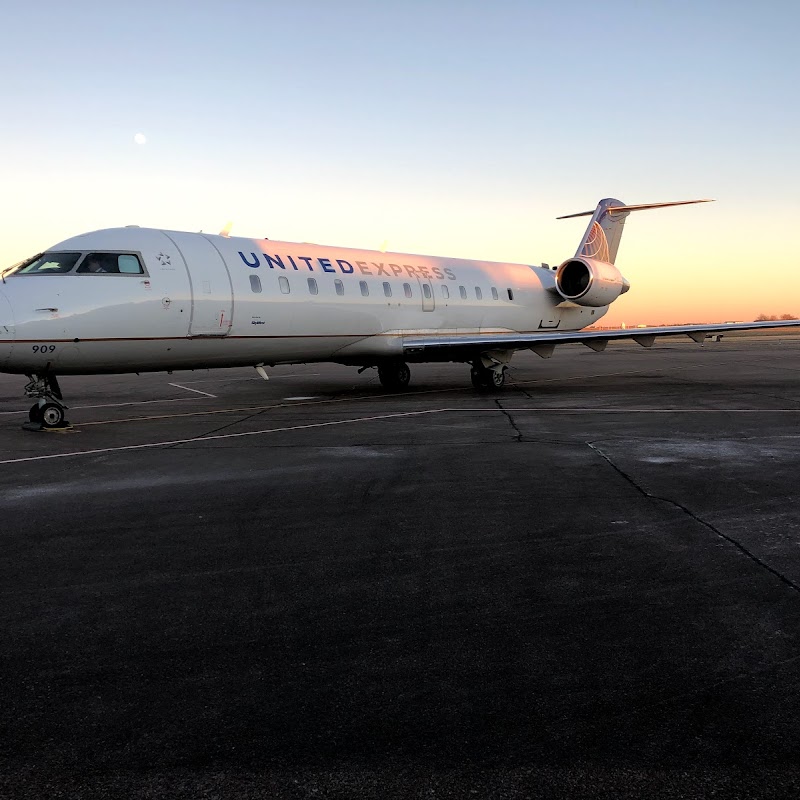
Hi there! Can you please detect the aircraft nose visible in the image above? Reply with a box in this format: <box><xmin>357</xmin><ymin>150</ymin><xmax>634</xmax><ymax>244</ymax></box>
<box><xmin>0</xmin><ymin>290</ymin><xmax>15</xmax><ymax>369</ymax></box>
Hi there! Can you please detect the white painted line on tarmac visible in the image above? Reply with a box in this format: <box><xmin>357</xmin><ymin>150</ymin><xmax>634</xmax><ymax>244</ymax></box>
<box><xmin>3</xmin><ymin>406</ymin><xmax>800</xmax><ymax>467</ymax></box>
<box><xmin>0</xmin><ymin>409</ymin><xmax>446</xmax><ymax>466</ymax></box>
<box><xmin>459</xmin><ymin>408</ymin><xmax>800</xmax><ymax>413</ymax></box>
<box><xmin>0</xmin><ymin>397</ymin><xmax>201</xmax><ymax>415</ymax></box>
<box><xmin>0</xmin><ymin>361</ymin><xmax>733</xmax><ymax>424</ymax></box>
<box><xmin>47</xmin><ymin>367</ymin><xmax>691</xmax><ymax>428</ymax></box>
<box><xmin>168</xmin><ymin>382</ymin><xmax>218</xmax><ymax>398</ymax></box>
<box><xmin>172</xmin><ymin>373</ymin><xmax>321</xmax><ymax>384</ymax></box>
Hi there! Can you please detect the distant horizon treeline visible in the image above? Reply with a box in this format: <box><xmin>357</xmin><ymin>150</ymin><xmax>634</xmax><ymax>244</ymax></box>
<box><xmin>756</xmin><ymin>313</ymin><xmax>798</xmax><ymax>320</ymax></box>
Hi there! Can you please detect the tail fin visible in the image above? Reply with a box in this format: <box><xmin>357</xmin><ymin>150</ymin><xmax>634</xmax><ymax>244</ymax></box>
<box><xmin>557</xmin><ymin>198</ymin><xmax>713</xmax><ymax>265</ymax></box>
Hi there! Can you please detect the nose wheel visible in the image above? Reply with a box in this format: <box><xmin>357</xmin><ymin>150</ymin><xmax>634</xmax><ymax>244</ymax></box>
<box><xmin>28</xmin><ymin>401</ymin><xmax>68</xmax><ymax>428</ymax></box>
<box><xmin>22</xmin><ymin>374</ymin><xmax>71</xmax><ymax>431</ymax></box>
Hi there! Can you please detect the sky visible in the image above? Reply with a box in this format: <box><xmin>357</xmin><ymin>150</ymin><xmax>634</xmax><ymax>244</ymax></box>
<box><xmin>1</xmin><ymin>0</ymin><xmax>798</xmax><ymax>324</ymax></box>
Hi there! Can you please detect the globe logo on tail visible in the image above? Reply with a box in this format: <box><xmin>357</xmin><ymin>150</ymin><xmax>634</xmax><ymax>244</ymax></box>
<box><xmin>580</xmin><ymin>221</ymin><xmax>610</xmax><ymax>262</ymax></box>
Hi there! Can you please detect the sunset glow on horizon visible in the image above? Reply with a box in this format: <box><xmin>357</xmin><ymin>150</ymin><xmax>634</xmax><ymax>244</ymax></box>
<box><xmin>2</xmin><ymin>1</ymin><xmax>798</xmax><ymax>326</ymax></box>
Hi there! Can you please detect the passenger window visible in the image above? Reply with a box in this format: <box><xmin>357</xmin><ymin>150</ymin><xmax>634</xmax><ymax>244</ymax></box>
<box><xmin>335</xmin><ymin>279</ymin><xmax>344</xmax><ymax>296</ymax></box>
<box><xmin>491</xmin><ymin>287</ymin><xmax>498</xmax><ymax>300</ymax></box>
<box><xmin>507</xmin><ymin>288</ymin><xmax>514</xmax><ymax>301</ymax></box>
<box><xmin>422</xmin><ymin>284</ymin><xmax>432</xmax><ymax>299</ymax></box>
<box><xmin>403</xmin><ymin>283</ymin><xmax>412</xmax><ymax>298</ymax></box>
<box><xmin>249</xmin><ymin>275</ymin><xmax>262</xmax><ymax>293</ymax></box>
<box><xmin>279</xmin><ymin>276</ymin><xmax>290</xmax><ymax>294</ymax></box>
<box><xmin>360</xmin><ymin>280</ymin><xmax>369</xmax><ymax>296</ymax></box>
<box><xmin>308</xmin><ymin>277</ymin><xmax>318</xmax><ymax>295</ymax></box>
<box><xmin>459</xmin><ymin>285</ymin><xmax>467</xmax><ymax>299</ymax></box>
<box><xmin>383</xmin><ymin>281</ymin><xmax>392</xmax><ymax>297</ymax></box>
<box><xmin>441</xmin><ymin>285</ymin><xmax>449</xmax><ymax>299</ymax></box>
<box><xmin>475</xmin><ymin>287</ymin><xmax>483</xmax><ymax>300</ymax></box>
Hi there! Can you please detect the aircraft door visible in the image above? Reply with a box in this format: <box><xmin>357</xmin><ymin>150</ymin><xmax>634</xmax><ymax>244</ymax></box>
<box><xmin>419</xmin><ymin>279</ymin><xmax>435</xmax><ymax>312</ymax></box>
<box><xmin>166</xmin><ymin>232</ymin><xmax>233</xmax><ymax>336</ymax></box>
<box><xmin>0</xmin><ymin>291</ymin><xmax>14</xmax><ymax>370</ymax></box>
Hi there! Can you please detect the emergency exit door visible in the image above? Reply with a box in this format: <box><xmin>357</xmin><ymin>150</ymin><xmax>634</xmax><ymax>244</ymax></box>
<box><xmin>168</xmin><ymin>232</ymin><xmax>233</xmax><ymax>336</ymax></box>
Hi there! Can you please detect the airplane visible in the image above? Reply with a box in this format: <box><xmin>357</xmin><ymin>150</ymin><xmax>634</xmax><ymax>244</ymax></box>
<box><xmin>2</xmin><ymin>197</ymin><xmax>799</xmax><ymax>431</ymax></box>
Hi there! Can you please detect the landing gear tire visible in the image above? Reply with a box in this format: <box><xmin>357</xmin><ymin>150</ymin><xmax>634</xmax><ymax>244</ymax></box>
<box><xmin>488</xmin><ymin>367</ymin><xmax>506</xmax><ymax>389</ymax></box>
<box><xmin>378</xmin><ymin>361</ymin><xmax>411</xmax><ymax>391</ymax></box>
<box><xmin>40</xmin><ymin>402</ymin><xmax>66</xmax><ymax>429</ymax></box>
<box><xmin>22</xmin><ymin>373</ymin><xmax>71</xmax><ymax>431</ymax></box>
<box><xmin>471</xmin><ymin>364</ymin><xmax>506</xmax><ymax>390</ymax></box>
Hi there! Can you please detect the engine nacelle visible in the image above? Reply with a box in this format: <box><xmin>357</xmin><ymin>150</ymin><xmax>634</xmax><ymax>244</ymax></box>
<box><xmin>555</xmin><ymin>256</ymin><xmax>630</xmax><ymax>307</ymax></box>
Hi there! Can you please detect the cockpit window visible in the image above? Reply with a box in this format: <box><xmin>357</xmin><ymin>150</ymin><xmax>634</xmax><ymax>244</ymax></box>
<box><xmin>6</xmin><ymin>251</ymin><xmax>146</xmax><ymax>277</ymax></box>
<box><xmin>15</xmin><ymin>252</ymin><xmax>82</xmax><ymax>275</ymax></box>
<box><xmin>119</xmin><ymin>255</ymin><xmax>143</xmax><ymax>273</ymax></box>
<box><xmin>77</xmin><ymin>253</ymin><xmax>144</xmax><ymax>274</ymax></box>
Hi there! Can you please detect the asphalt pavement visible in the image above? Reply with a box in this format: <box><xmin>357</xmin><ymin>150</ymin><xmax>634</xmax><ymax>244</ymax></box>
<box><xmin>2</xmin><ymin>336</ymin><xmax>800</xmax><ymax>798</ymax></box>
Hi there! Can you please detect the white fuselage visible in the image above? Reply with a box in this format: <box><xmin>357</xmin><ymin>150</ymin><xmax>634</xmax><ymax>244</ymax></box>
<box><xmin>0</xmin><ymin>227</ymin><xmax>608</xmax><ymax>375</ymax></box>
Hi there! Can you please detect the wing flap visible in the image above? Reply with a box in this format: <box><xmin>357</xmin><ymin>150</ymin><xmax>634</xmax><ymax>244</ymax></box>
<box><xmin>403</xmin><ymin>320</ymin><xmax>800</xmax><ymax>357</ymax></box>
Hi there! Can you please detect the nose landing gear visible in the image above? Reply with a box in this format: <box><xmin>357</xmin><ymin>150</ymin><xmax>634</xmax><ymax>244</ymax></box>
<box><xmin>22</xmin><ymin>374</ymin><xmax>71</xmax><ymax>431</ymax></box>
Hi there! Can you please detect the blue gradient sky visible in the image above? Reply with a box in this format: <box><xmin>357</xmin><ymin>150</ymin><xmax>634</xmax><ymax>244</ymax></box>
<box><xmin>2</xmin><ymin>0</ymin><xmax>798</xmax><ymax>323</ymax></box>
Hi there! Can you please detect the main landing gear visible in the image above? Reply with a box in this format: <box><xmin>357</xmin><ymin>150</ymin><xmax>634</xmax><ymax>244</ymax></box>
<box><xmin>377</xmin><ymin>360</ymin><xmax>411</xmax><ymax>391</ymax></box>
<box><xmin>369</xmin><ymin>358</ymin><xmax>507</xmax><ymax>391</ymax></box>
<box><xmin>22</xmin><ymin>373</ymin><xmax>71</xmax><ymax>431</ymax></box>
<box><xmin>470</xmin><ymin>362</ymin><xmax>506</xmax><ymax>390</ymax></box>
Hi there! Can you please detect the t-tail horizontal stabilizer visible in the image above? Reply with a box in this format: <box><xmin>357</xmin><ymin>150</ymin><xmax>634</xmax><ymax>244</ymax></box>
<box><xmin>556</xmin><ymin>199</ymin><xmax>714</xmax><ymax>220</ymax></box>
<box><xmin>557</xmin><ymin>198</ymin><xmax>714</xmax><ymax>265</ymax></box>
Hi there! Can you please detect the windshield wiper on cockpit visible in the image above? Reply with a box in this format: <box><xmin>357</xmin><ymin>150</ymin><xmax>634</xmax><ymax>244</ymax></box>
<box><xmin>0</xmin><ymin>264</ymin><xmax>18</xmax><ymax>284</ymax></box>
<box><xmin>1</xmin><ymin>253</ymin><xmax>43</xmax><ymax>283</ymax></box>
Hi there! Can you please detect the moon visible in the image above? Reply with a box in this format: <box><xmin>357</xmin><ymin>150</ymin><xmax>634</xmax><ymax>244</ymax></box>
<box><xmin>134</xmin><ymin>133</ymin><xmax>147</xmax><ymax>145</ymax></box>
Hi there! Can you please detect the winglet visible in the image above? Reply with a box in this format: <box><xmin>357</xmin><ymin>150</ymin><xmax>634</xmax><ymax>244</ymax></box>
<box><xmin>219</xmin><ymin>221</ymin><xmax>234</xmax><ymax>238</ymax></box>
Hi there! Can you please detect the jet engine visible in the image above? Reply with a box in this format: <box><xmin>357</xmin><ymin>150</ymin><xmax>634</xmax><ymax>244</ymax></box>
<box><xmin>555</xmin><ymin>256</ymin><xmax>630</xmax><ymax>307</ymax></box>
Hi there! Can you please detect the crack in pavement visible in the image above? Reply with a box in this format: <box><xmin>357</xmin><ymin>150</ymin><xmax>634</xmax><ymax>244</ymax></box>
<box><xmin>509</xmin><ymin>380</ymin><xmax>534</xmax><ymax>400</ymax></box>
<box><xmin>166</xmin><ymin>406</ymin><xmax>271</xmax><ymax>448</ymax></box>
<box><xmin>494</xmin><ymin>399</ymin><xmax>524</xmax><ymax>442</ymax></box>
<box><xmin>586</xmin><ymin>441</ymin><xmax>800</xmax><ymax>595</ymax></box>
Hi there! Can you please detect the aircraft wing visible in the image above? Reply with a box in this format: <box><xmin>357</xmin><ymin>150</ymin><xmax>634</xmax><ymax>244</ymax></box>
<box><xmin>403</xmin><ymin>319</ymin><xmax>800</xmax><ymax>359</ymax></box>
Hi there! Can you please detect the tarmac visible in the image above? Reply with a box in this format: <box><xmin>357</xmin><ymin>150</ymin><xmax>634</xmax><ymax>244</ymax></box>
<box><xmin>2</xmin><ymin>335</ymin><xmax>800</xmax><ymax>799</ymax></box>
